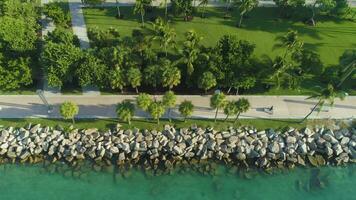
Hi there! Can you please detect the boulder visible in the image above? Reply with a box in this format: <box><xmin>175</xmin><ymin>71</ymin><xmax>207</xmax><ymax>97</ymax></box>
<box><xmin>308</xmin><ymin>155</ymin><xmax>326</xmax><ymax>167</ymax></box>
<box><xmin>269</xmin><ymin>142</ymin><xmax>280</xmax><ymax>154</ymax></box>
<box><xmin>333</xmin><ymin>144</ymin><xmax>343</xmax><ymax>156</ymax></box>
<box><xmin>340</xmin><ymin>137</ymin><xmax>350</xmax><ymax>146</ymax></box>
<box><xmin>286</xmin><ymin>136</ymin><xmax>297</xmax><ymax>144</ymax></box>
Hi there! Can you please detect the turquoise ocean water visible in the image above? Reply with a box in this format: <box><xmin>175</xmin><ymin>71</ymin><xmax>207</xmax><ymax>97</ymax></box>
<box><xmin>0</xmin><ymin>164</ymin><xmax>355</xmax><ymax>200</ymax></box>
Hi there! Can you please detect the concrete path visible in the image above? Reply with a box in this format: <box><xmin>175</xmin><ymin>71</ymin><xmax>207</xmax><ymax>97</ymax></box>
<box><xmin>41</xmin><ymin>0</ymin><xmax>61</xmax><ymax>96</ymax></box>
<box><xmin>68</xmin><ymin>0</ymin><xmax>100</xmax><ymax>96</ymax></box>
<box><xmin>0</xmin><ymin>95</ymin><xmax>355</xmax><ymax>120</ymax></box>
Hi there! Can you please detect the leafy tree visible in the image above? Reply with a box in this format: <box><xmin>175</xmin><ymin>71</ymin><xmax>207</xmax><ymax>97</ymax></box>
<box><xmin>43</xmin><ymin>2</ymin><xmax>71</xmax><ymax>27</ymax></box>
<box><xmin>162</xmin><ymin>91</ymin><xmax>177</xmax><ymax>122</ymax></box>
<box><xmin>182</xmin><ymin>30</ymin><xmax>202</xmax><ymax>77</ymax></box>
<box><xmin>60</xmin><ymin>101</ymin><xmax>79</xmax><ymax>124</ymax></box>
<box><xmin>87</xmin><ymin>26</ymin><xmax>121</xmax><ymax>48</ymax></box>
<box><xmin>134</xmin><ymin>0</ymin><xmax>150</xmax><ymax>27</ymax></box>
<box><xmin>136</xmin><ymin>93</ymin><xmax>153</xmax><ymax>112</ymax></box>
<box><xmin>126</xmin><ymin>67</ymin><xmax>142</xmax><ymax>93</ymax></box>
<box><xmin>116</xmin><ymin>100</ymin><xmax>135</xmax><ymax>125</ymax></box>
<box><xmin>292</xmin><ymin>49</ymin><xmax>324</xmax><ymax>75</ymax></box>
<box><xmin>171</xmin><ymin>0</ymin><xmax>194</xmax><ymax>21</ymax></box>
<box><xmin>235</xmin><ymin>98</ymin><xmax>250</xmax><ymax>122</ymax></box>
<box><xmin>144</xmin><ymin>64</ymin><xmax>162</xmax><ymax>89</ymax></box>
<box><xmin>232</xmin><ymin>76</ymin><xmax>256</xmax><ymax>95</ymax></box>
<box><xmin>223</xmin><ymin>100</ymin><xmax>238</xmax><ymax>121</ymax></box>
<box><xmin>198</xmin><ymin>0</ymin><xmax>209</xmax><ymax>18</ymax></box>
<box><xmin>162</xmin><ymin>62</ymin><xmax>181</xmax><ymax>90</ymax></box>
<box><xmin>152</xmin><ymin>17</ymin><xmax>176</xmax><ymax>56</ymax></box>
<box><xmin>0</xmin><ymin>57</ymin><xmax>32</xmax><ymax>90</ymax></box>
<box><xmin>210</xmin><ymin>92</ymin><xmax>227</xmax><ymax>122</ymax></box>
<box><xmin>0</xmin><ymin>16</ymin><xmax>37</xmax><ymax>52</ymax></box>
<box><xmin>237</xmin><ymin>0</ymin><xmax>258</xmax><ymax>27</ymax></box>
<box><xmin>76</xmin><ymin>52</ymin><xmax>107</xmax><ymax>88</ymax></box>
<box><xmin>198</xmin><ymin>71</ymin><xmax>217</xmax><ymax>93</ymax></box>
<box><xmin>148</xmin><ymin>101</ymin><xmax>165</xmax><ymax>124</ymax></box>
<box><xmin>179</xmin><ymin>100</ymin><xmax>194</xmax><ymax>121</ymax></box>
<box><xmin>215</xmin><ymin>35</ymin><xmax>255</xmax><ymax>89</ymax></box>
<box><xmin>308</xmin><ymin>0</ymin><xmax>336</xmax><ymax>26</ymax></box>
<box><xmin>41</xmin><ymin>42</ymin><xmax>82</xmax><ymax>87</ymax></box>
<box><xmin>331</xmin><ymin>0</ymin><xmax>351</xmax><ymax>17</ymax></box>
<box><xmin>109</xmin><ymin>67</ymin><xmax>126</xmax><ymax>93</ymax></box>
<box><xmin>301</xmin><ymin>84</ymin><xmax>346</xmax><ymax>122</ymax></box>
<box><xmin>45</xmin><ymin>27</ymin><xmax>80</xmax><ymax>46</ymax></box>
<box><xmin>273</xmin><ymin>0</ymin><xmax>304</xmax><ymax>18</ymax></box>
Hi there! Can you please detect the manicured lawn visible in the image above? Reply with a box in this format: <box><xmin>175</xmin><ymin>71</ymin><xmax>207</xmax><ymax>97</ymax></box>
<box><xmin>0</xmin><ymin>118</ymin><xmax>337</xmax><ymax>131</ymax></box>
<box><xmin>83</xmin><ymin>7</ymin><xmax>356</xmax><ymax>66</ymax></box>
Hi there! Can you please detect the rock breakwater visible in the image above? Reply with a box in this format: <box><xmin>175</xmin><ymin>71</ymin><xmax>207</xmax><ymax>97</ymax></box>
<box><xmin>0</xmin><ymin>124</ymin><xmax>355</xmax><ymax>172</ymax></box>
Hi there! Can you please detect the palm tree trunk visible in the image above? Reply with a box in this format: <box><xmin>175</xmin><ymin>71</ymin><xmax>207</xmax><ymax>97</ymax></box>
<box><xmin>165</xmin><ymin>0</ymin><xmax>168</xmax><ymax>19</ymax></box>
<box><xmin>214</xmin><ymin>108</ymin><xmax>219</xmax><ymax>122</ymax></box>
<box><xmin>235</xmin><ymin>87</ymin><xmax>239</xmax><ymax>95</ymax></box>
<box><xmin>300</xmin><ymin>99</ymin><xmax>321</xmax><ymax>123</ymax></box>
<box><xmin>135</xmin><ymin>87</ymin><xmax>139</xmax><ymax>93</ymax></box>
<box><xmin>234</xmin><ymin>112</ymin><xmax>241</xmax><ymax>123</ymax></box>
<box><xmin>72</xmin><ymin>117</ymin><xmax>75</xmax><ymax>124</ymax></box>
<box><xmin>116</xmin><ymin>0</ymin><xmax>121</xmax><ymax>18</ymax></box>
<box><xmin>157</xmin><ymin>117</ymin><xmax>160</xmax><ymax>124</ymax></box>
<box><xmin>128</xmin><ymin>118</ymin><xmax>131</xmax><ymax>125</ymax></box>
<box><xmin>224</xmin><ymin>114</ymin><xmax>229</xmax><ymax>121</ymax></box>
<box><xmin>310</xmin><ymin>4</ymin><xmax>316</xmax><ymax>26</ymax></box>
<box><xmin>141</xmin><ymin>12</ymin><xmax>145</xmax><ymax>27</ymax></box>
<box><xmin>227</xmin><ymin>87</ymin><xmax>232</xmax><ymax>94</ymax></box>
<box><xmin>238</xmin><ymin>13</ymin><xmax>244</xmax><ymax>27</ymax></box>
<box><xmin>168</xmin><ymin>108</ymin><xmax>171</xmax><ymax>122</ymax></box>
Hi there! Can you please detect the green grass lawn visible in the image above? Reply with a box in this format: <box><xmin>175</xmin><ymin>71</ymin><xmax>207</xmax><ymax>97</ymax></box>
<box><xmin>83</xmin><ymin>7</ymin><xmax>356</xmax><ymax>66</ymax></box>
<box><xmin>0</xmin><ymin>118</ymin><xmax>338</xmax><ymax>131</ymax></box>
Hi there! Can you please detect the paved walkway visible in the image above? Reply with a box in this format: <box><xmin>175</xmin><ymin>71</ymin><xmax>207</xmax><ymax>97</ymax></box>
<box><xmin>0</xmin><ymin>95</ymin><xmax>354</xmax><ymax>119</ymax></box>
<box><xmin>68</xmin><ymin>0</ymin><xmax>100</xmax><ymax>96</ymax></box>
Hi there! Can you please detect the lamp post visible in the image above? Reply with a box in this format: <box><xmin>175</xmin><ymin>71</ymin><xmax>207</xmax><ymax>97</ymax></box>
<box><xmin>36</xmin><ymin>89</ymin><xmax>53</xmax><ymax>114</ymax></box>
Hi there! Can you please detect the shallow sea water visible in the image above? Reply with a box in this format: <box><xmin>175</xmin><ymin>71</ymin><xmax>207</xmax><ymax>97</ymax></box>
<box><xmin>0</xmin><ymin>164</ymin><xmax>355</xmax><ymax>200</ymax></box>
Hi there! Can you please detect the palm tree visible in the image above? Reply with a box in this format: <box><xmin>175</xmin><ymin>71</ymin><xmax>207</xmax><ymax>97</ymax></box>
<box><xmin>235</xmin><ymin>98</ymin><xmax>250</xmax><ymax>122</ymax></box>
<box><xmin>136</xmin><ymin>93</ymin><xmax>153</xmax><ymax>119</ymax></box>
<box><xmin>182</xmin><ymin>30</ymin><xmax>202</xmax><ymax>77</ymax></box>
<box><xmin>162</xmin><ymin>91</ymin><xmax>177</xmax><ymax>122</ymax></box>
<box><xmin>116</xmin><ymin>100</ymin><xmax>135</xmax><ymax>125</ymax></box>
<box><xmin>115</xmin><ymin>0</ymin><xmax>121</xmax><ymax>18</ymax></box>
<box><xmin>210</xmin><ymin>92</ymin><xmax>227</xmax><ymax>122</ymax></box>
<box><xmin>224</xmin><ymin>100</ymin><xmax>238</xmax><ymax>121</ymax></box>
<box><xmin>237</xmin><ymin>0</ymin><xmax>258</xmax><ymax>27</ymax></box>
<box><xmin>148</xmin><ymin>101</ymin><xmax>165</xmax><ymax>124</ymax></box>
<box><xmin>152</xmin><ymin>17</ymin><xmax>176</xmax><ymax>56</ymax></box>
<box><xmin>179</xmin><ymin>100</ymin><xmax>194</xmax><ymax>122</ymax></box>
<box><xmin>134</xmin><ymin>0</ymin><xmax>148</xmax><ymax>27</ymax></box>
<box><xmin>274</xmin><ymin>29</ymin><xmax>303</xmax><ymax>59</ymax></box>
<box><xmin>338</xmin><ymin>60</ymin><xmax>355</xmax><ymax>87</ymax></box>
<box><xmin>301</xmin><ymin>84</ymin><xmax>347</xmax><ymax>122</ymax></box>
<box><xmin>162</xmin><ymin>59</ymin><xmax>181</xmax><ymax>90</ymax></box>
<box><xmin>198</xmin><ymin>0</ymin><xmax>209</xmax><ymax>18</ymax></box>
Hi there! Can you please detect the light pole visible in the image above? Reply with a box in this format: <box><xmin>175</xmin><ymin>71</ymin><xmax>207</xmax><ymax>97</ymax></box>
<box><xmin>36</xmin><ymin>89</ymin><xmax>53</xmax><ymax>114</ymax></box>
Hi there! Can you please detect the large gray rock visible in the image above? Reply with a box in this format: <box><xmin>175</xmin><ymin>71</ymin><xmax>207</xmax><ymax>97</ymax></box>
<box><xmin>269</xmin><ymin>142</ymin><xmax>280</xmax><ymax>154</ymax></box>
